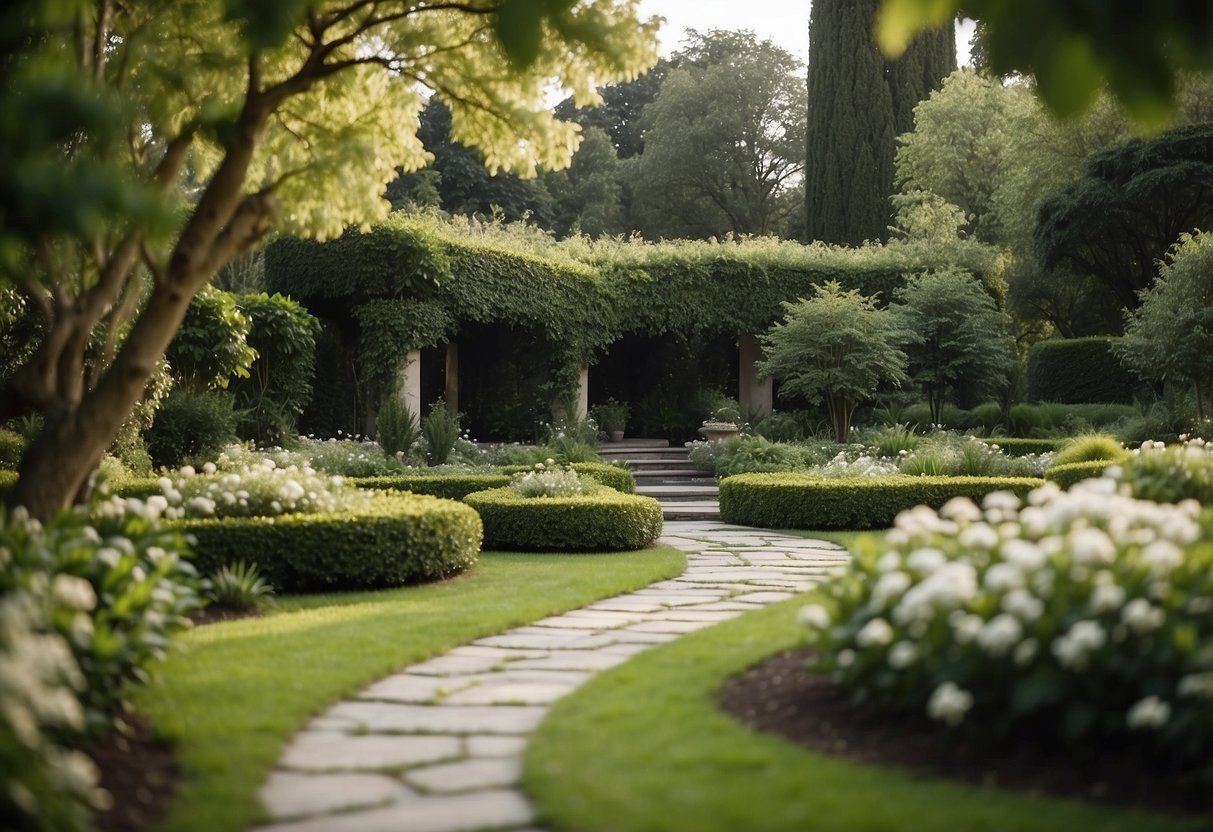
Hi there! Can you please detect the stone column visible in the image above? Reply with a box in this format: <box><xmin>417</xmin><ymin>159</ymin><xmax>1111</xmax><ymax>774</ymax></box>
<box><xmin>398</xmin><ymin>348</ymin><xmax>422</xmax><ymax>418</ymax></box>
<box><xmin>576</xmin><ymin>365</ymin><xmax>589</xmax><ymax>421</ymax></box>
<box><xmin>444</xmin><ymin>343</ymin><xmax>459</xmax><ymax>415</ymax></box>
<box><xmin>738</xmin><ymin>334</ymin><xmax>773</xmax><ymax>418</ymax></box>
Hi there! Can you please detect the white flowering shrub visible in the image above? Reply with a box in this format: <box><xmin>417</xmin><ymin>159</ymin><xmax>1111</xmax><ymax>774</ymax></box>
<box><xmin>0</xmin><ymin>496</ymin><xmax>201</xmax><ymax>830</ymax></box>
<box><xmin>213</xmin><ymin>438</ymin><xmax>403</xmax><ymax>478</ymax></box>
<box><xmin>162</xmin><ymin>458</ymin><xmax>369</xmax><ymax>518</ymax></box>
<box><xmin>509</xmin><ymin>460</ymin><xmax>584</xmax><ymax>498</ymax></box>
<box><xmin>1113</xmin><ymin>438</ymin><xmax>1213</xmax><ymax>505</ymax></box>
<box><xmin>815</xmin><ymin>451</ymin><xmax>900</xmax><ymax>478</ymax></box>
<box><xmin>801</xmin><ymin>479</ymin><xmax>1213</xmax><ymax>764</ymax></box>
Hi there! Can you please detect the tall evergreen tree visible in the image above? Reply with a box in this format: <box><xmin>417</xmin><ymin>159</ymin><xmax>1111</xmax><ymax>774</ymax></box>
<box><xmin>805</xmin><ymin>0</ymin><xmax>953</xmax><ymax>244</ymax></box>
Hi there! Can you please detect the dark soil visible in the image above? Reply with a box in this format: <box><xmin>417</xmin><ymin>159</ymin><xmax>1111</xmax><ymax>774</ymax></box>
<box><xmin>91</xmin><ymin>710</ymin><xmax>179</xmax><ymax>832</ymax></box>
<box><xmin>188</xmin><ymin>604</ymin><xmax>262</xmax><ymax>626</ymax></box>
<box><xmin>719</xmin><ymin>648</ymin><xmax>1212</xmax><ymax>818</ymax></box>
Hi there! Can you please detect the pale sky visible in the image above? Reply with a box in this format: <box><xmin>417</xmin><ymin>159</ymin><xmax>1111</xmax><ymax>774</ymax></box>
<box><xmin>636</xmin><ymin>0</ymin><xmax>974</xmax><ymax>66</ymax></box>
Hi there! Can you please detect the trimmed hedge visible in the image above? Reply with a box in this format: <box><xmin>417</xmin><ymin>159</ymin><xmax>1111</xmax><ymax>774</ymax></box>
<box><xmin>983</xmin><ymin>437</ymin><xmax>1066</xmax><ymax>456</ymax></box>
<box><xmin>1044</xmin><ymin>460</ymin><xmax>1118</xmax><ymax>490</ymax></box>
<box><xmin>353</xmin><ymin>462</ymin><xmax>636</xmax><ymax>500</ymax></box>
<box><xmin>463</xmin><ymin>484</ymin><xmax>662</xmax><ymax>551</ymax></box>
<box><xmin>719</xmin><ymin>474</ymin><xmax>1044</xmax><ymax>530</ymax></box>
<box><xmin>178</xmin><ymin>490</ymin><xmax>481</xmax><ymax>592</ymax></box>
<box><xmin>1026</xmin><ymin>337</ymin><xmax>1137</xmax><ymax>404</ymax></box>
<box><xmin>0</xmin><ymin>469</ymin><xmax>17</xmax><ymax>497</ymax></box>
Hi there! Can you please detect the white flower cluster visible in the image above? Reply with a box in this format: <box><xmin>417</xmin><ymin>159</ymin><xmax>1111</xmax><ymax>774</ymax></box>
<box><xmin>801</xmin><ymin>478</ymin><xmax>1213</xmax><ymax>756</ymax></box>
<box><xmin>509</xmin><ymin>460</ymin><xmax>584</xmax><ymax>498</ymax></box>
<box><xmin>162</xmin><ymin>459</ymin><xmax>369</xmax><ymax>518</ymax></box>
<box><xmin>815</xmin><ymin>451</ymin><xmax>900</xmax><ymax>478</ymax></box>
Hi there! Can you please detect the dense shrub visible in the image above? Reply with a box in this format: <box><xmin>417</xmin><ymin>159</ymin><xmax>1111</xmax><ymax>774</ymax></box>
<box><xmin>145</xmin><ymin>389</ymin><xmax>241</xmax><ymax>468</ymax></box>
<box><xmin>0</xmin><ymin>427</ymin><xmax>24</xmax><ymax>469</ymax></box>
<box><xmin>422</xmin><ymin>399</ymin><xmax>461</xmax><ymax>465</ymax></box>
<box><xmin>799</xmin><ymin>482</ymin><xmax>1213</xmax><ymax>768</ymax></box>
<box><xmin>1008</xmin><ymin>402</ymin><xmax>1136</xmax><ymax>437</ymax></box>
<box><xmin>1053</xmin><ymin>434</ymin><xmax>1129</xmax><ymax>467</ymax></box>
<box><xmin>377</xmin><ymin>396</ymin><xmax>420</xmax><ymax>457</ymax></box>
<box><xmin>464</xmin><ymin>483</ymin><xmax>662</xmax><ymax>551</ymax></box>
<box><xmin>1026</xmin><ymin>337</ymin><xmax>1138</xmax><ymax>404</ymax></box>
<box><xmin>160</xmin><ymin>459</ymin><xmax>368</xmax><ymax>518</ymax></box>
<box><xmin>1116</xmin><ymin>439</ymin><xmax>1213</xmax><ymax>504</ymax></box>
<box><xmin>902</xmin><ymin>402</ymin><xmax>967</xmax><ymax>430</ymax></box>
<box><xmin>688</xmin><ymin>434</ymin><xmax>832</xmax><ymax>477</ymax></box>
<box><xmin>230</xmin><ymin>292</ymin><xmax>321</xmax><ymax>444</ymax></box>
<box><xmin>180</xmin><ymin>490</ymin><xmax>481</xmax><ymax>591</ymax></box>
<box><xmin>165</xmin><ymin>286</ymin><xmax>256</xmax><ymax>391</ymax></box>
<box><xmin>1043</xmin><ymin>460</ymin><xmax>1117</xmax><ymax>489</ymax></box>
<box><xmin>719</xmin><ymin>474</ymin><xmax>1042</xmax><ymax>529</ymax></box>
<box><xmin>508</xmin><ymin>463</ymin><xmax>584</xmax><ymax>497</ymax></box>
<box><xmin>206</xmin><ymin>561</ymin><xmax>275</xmax><ymax>611</ymax></box>
<box><xmin>352</xmin><ymin>462</ymin><xmax>634</xmax><ymax>500</ymax></box>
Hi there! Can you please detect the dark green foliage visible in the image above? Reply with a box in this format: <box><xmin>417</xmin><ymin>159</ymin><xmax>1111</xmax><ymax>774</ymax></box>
<box><xmin>354</xmin><ymin>300</ymin><xmax>454</xmax><ymax>404</ymax></box>
<box><xmin>984</xmin><ymin>437</ymin><xmax>1066</xmax><ymax>456</ymax></box>
<box><xmin>422</xmin><ymin>399</ymin><xmax>460</xmax><ymax>465</ymax></box>
<box><xmin>463</xmin><ymin>484</ymin><xmax>662</xmax><ymax>551</ymax></box>
<box><xmin>719</xmin><ymin>473</ymin><xmax>1042</xmax><ymax>529</ymax></box>
<box><xmin>805</xmin><ymin>0</ymin><xmax>954</xmax><ymax>244</ymax></box>
<box><xmin>0</xmin><ymin>428</ymin><xmax>24</xmax><ymax>469</ymax></box>
<box><xmin>205</xmin><ymin>561</ymin><xmax>274</xmax><ymax>611</ymax></box>
<box><xmin>179</xmin><ymin>491</ymin><xmax>481</xmax><ymax>592</ymax></box>
<box><xmin>553</xmin><ymin>60</ymin><xmax>672</xmax><ymax>160</ymax></box>
<box><xmin>165</xmin><ymin>287</ymin><xmax>256</xmax><ymax>391</ymax></box>
<box><xmin>1007</xmin><ymin>402</ymin><xmax>1137</xmax><ymax>437</ymax></box>
<box><xmin>299</xmin><ymin>321</ymin><xmax>361</xmax><ymax>438</ymax></box>
<box><xmin>1035</xmin><ymin>123</ymin><xmax>1213</xmax><ymax>309</ymax></box>
<box><xmin>377</xmin><ymin>396</ymin><xmax>419</xmax><ymax>457</ymax></box>
<box><xmin>1043</xmin><ymin>460</ymin><xmax>1117</xmax><ymax>489</ymax></box>
<box><xmin>145</xmin><ymin>390</ymin><xmax>240</xmax><ymax>469</ymax></box>
<box><xmin>230</xmin><ymin>293</ymin><xmax>321</xmax><ymax>444</ymax></box>
<box><xmin>1118</xmin><ymin>445</ymin><xmax>1213</xmax><ymax>504</ymax></box>
<box><xmin>1026</xmin><ymin>338</ymin><xmax>1138</xmax><ymax>404</ymax></box>
<box><xmin>0</xmin><ymin>470</ymin><xmax>16</xmax><ymax>495</ymax></box>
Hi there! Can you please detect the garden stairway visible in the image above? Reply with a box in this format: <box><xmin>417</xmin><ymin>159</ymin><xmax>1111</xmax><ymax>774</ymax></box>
<box><xmin>597</xmin><ymin>439</ymin><xmax>720</xmax><ymax>521</ymax></box>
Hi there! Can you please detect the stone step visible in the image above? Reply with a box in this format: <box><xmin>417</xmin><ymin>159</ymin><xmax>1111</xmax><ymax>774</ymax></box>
<box><xmin>661</xmin><ymin>501</ymin><xmax>721</xmax><ymax>521</ymax></box>
<box><xmin>626</xmin><ymin>459</ymin><xmax>703</xmax><ymax>473</ymax></box>
<box><xmin>634</xmin><ymin>475</ymin><xmax>719</xmax><ymax>488</ymax></box>
<box><xmin>637</xmin><ymin>485</ymin><xmax>721</xmax><ymax>501</ymax></box>
<box><xmin>599</xmin><ymin>448</ymin><xmax>691</xmax><ymax>463</ymax></box>
<box><xmin>599</xmin><ymin>438</ymin><xmax>670</xmax><ymax>449</ymax></box>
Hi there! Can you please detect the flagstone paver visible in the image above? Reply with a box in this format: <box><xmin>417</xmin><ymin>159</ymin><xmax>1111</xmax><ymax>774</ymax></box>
<box><xmin>252</xmin><ymin>521</ymin><xmax>848</xmax><ymax>832</ymax></box>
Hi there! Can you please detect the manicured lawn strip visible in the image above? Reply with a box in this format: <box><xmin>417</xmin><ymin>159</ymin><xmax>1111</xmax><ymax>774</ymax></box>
<box><xmin>523</xmin><ymin>597</ymin><xmax>1200</xmax><ymax>832</ymax></box>
<box><xmin>773</xmin><ymin>528</ymin><xmax>889</xmax><ymax>550</ymax></box>
<box><xmin>135</xmin><ymin>547</ymin><xmax>686</xmax><ymax>832</ymax></box>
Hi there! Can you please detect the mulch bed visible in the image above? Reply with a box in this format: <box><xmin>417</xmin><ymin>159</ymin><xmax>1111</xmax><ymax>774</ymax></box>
<box><xmin>719</xmin><ymin>648</ymin><xmax>1212</xmax><ymax>818</ymax></box>
<box><xmin>91</xmin><ymin>710</ymin><xmax>179</xmax><ymax>832</ymax></box>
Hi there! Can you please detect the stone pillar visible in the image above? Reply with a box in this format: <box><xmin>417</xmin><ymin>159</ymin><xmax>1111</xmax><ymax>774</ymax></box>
<box><xmin>576</xmin><ymin>365</ymin><xmax>589</xmax><ymax>421</ymax></box>
<box><xmin>738</xmin><ymin>334</ymin><xmax>773</xmax><ymax>418</ymax></box>
<box><xmin>444</xmin><ymin>343</ymin><xmax>459</xmax><ymax>415</ymax></box>
<box><xmin>398</xmin><ymin>348</ymin><xmax>422</xmax><ymax>418</ymax></box>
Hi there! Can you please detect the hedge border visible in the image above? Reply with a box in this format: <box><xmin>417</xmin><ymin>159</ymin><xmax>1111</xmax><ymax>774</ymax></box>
<box><xmin>1044</xmin><ymin>460</ymin><xmax>1117</xmax><ymax>490</ymax></box>
<box><xmin>463</xmin><ymin>485</ymin><xmax>662</xmax><ymax>552</ymax></box>
<box><xmin>352</xmin><ymin>462</ymin><xmax>635</xmax><ymax>500</ymax></box>
<box><xmin>983</xmin><ymin>437</ymin><xmax>1066</xmax><ymax>456</ymax></box>
<box><xmin>177</xmin><ymin>490</ymin><xmax>481</xmax><ymax>592</ymax></box>
<box><xmin>719</xmin><ymin>474</ymin><xmax>1044</xmax><ymax>530</ymax></box>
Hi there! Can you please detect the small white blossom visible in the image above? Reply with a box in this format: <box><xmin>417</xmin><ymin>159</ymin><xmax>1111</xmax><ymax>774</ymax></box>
<box><xmin>1002</xmin><ymin>589</ymin><xmax>1045</xmax><ymax>622</ymax></box>
<box><xmin>871</xmin><ymin>571</ymin><xmax>911</xmax><ymax>608</ymax></box>
<box><xmin>1120</xmin><ymin>598</ymin><xmax>1165</xmax><ymax>634</ymax></box>
<box><xmin>1178</xmin><ymin>673</ymin><xmax>1213</xmax><ymax>699</ymax></box>
<box><xmin>1126</xmin><ymin>696</ymin><xmax>1171</xmax><ymax>729</ymax></box>
<box><xmin>797</xmin><ymin>604</ymin><xmax>831</xmax><ymax>630</ymax></box>
<box><xmin>958</xmin><ymin>523</ymin><xmax>999</xmax><ymax>550</ymax></box>
<box><xmin>51</xmin><ymin>575</ymin><xmax>97</xmax><ymax>612</ymax></box>
<box><xmin>856</xmin><ymin>618</ymin><xmax>895</xmax><ymax>647</ymax></box>
<box><xmin>1068</xmin><ymin>528</ymin><xmax>1115</xmax><ymax>564</ymax></box>
<box><xmin>939</xmin><ymin>497</ymin><xmax>981</xmax><ymax>523</ymax></box>
<box><xmin>907</xmin><ymin>548</ymin><xmax>946</xmax><ymax>574</ymax></box>
<box><xmin>888</xmin><ymin>641</ymin><xmax>917</xmax><ymax>669</ymax></box>
<box><xmin>1013</xmin><ymin>638</ymin><xmax>1038</xmax><ymax>667</ymax></box>
<box><xmin>927</xmin><ymin>681</ymin><xmax>974</xmax><ymax>726</ymax></box>
<box><xmin>976</xmin><ymin>614</ymin><xmax>1023</xmax><ymax>657</ymax></box>
<box><xmin>1052</xmin><ymin>620</ymin><xmax>1107</xmax><ymax>670</ymax></box>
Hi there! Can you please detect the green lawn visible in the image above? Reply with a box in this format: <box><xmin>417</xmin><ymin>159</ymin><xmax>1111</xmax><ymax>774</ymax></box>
<box><xmin>136</xmin><ymin>547</ymin><xmax>685</xmax><ymax>832</ymax></box>
<box><xmin>523</xmin><ymin>588</ymin><xmax>1201</xmax><ymax>832</ymax></box>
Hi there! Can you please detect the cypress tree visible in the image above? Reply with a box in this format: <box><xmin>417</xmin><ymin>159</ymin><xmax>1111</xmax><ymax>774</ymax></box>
<box><xmin>805</xmin><ymin>1</ymin><xmax>954</xmax><ymax>244</ymax></box>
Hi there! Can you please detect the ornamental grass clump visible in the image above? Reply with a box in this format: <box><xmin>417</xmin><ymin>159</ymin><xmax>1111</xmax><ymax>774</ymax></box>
<box><xmin>509</xmin><ymin>460</ymin><xmax>584</xmax><ymax>498</ymax></box>
<box><xmin>160</xmin><ymin>458</ymin><xmax>369</xmax><ymax>518</ymax></box>
<box><xmin>800</xmin><ymin>479</ymin><xmax>1213</xmax><ymax>767</ymax></box>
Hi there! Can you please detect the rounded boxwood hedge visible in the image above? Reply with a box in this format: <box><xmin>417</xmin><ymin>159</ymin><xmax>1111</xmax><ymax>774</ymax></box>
<box><xmin>719</xmin><ymin>474</ymin><xmax>1044</xmax><ymax>530</ymax></box>
<box><xmin>178</xmin><ymin>490</ymin><xmax>481</xmax><ymax>592</ymax></box>
<box><xmin>463</xmin><ymin>484</ymin><xmax>662</xmax><ymax>552</ymax></box>
<box><xmin>983</xmin><ymin>437</ymin><xmax>1066</xmax><ymax>456</ymax></box>
<box><xmin>1044</xmin><ymin>460</ymin><xmax>1117</xmax><ymax>490</ymax></box>
<box><xmin>352</xmin><ymin>462</ymin><xmax>636</xmax><ymax>501</ymax></box>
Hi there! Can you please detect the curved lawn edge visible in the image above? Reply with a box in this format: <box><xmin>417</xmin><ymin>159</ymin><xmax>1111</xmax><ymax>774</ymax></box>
<box><xmin>135</xmin><ymin>546</ymin><xmax>686</xmax><ymax>832</ymax></box>
<box><xmin>523</xmin><ymin>596</ymin><xmax>1203</xmax><ymax>832</ymax></box>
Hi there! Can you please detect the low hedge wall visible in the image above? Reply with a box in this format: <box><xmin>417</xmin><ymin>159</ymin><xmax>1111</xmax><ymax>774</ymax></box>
<box><xmin>178</xmin><ymin>490</ymin><xmax>482</xmax><ymax>592</ymax></box>
<box><xmin>463</xmin><ymin>484</ymin><xmax>662</xmax><ymax>551</ymax></box>
<box><xmin>719</xmin><ymin>474</ymin><xmax>1044</xmax><ymax>530</ymax></box>
<box><xmin>1044</xmin><ymin>460</ymin><xmax>1117</xmax><ymax>490</ymax></box>
<box><xmin>983</xmin><ymin>437</ymin><xmax>1066</xmax><ymax>456</ymax></box>
<box><xmin>354</xmin><ymin>462</ymin><xmax>635</xmax><ymax>500</ymax></box>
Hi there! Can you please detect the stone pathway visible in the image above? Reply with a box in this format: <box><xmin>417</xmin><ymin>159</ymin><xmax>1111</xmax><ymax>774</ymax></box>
<box><xmin>252</xmin><ymin>521</ymin><xmax>848</xmax><ymax>832</ymax></box>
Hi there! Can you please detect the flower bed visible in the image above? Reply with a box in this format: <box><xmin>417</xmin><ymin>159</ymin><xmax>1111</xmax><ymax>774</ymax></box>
<box><xmin>799</xmin><ymin>480</ymin><xmax>1213</xmax><ymax>767</ymax></box>
<box><xmin>463</xmin><ymin>482</ymin><xmax>662</xmax><ymax>552</ymax></box>
<box><xmin>719</xmin><ymin>473</ymin><xmax>1043</xmax><ymax>529</ymax></box>
<box><xmin>179</xmin><ymin>490</ymin><xmax>481</xmax><ymax>592</ymax></box>
<box><xmin>352</xmin><ymin>462</ymin><xmax>635</xmax><ymax>500</ymax></box>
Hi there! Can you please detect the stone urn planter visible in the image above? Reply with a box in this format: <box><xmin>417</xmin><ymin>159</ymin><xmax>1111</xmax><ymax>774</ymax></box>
<box><xmin>608</xmin><ymin>429</ymin><xmax>625</xmax><ymax>443</ymax></box>
<box><xmin>698</xmin><ymin>420</ymin><xmax>741</xmax><ymax>442</ymax></box>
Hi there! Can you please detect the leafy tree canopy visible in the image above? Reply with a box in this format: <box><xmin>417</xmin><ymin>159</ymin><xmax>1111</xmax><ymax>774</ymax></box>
<box><xmin>0</xmin><ymin>0</ymin><xmax>658</xmax><ymax>518</ymax></box>
<box><xmin>877</xmin><ymin>0</ymin><xmax>1213</xmax><ymax>126</ymax></box>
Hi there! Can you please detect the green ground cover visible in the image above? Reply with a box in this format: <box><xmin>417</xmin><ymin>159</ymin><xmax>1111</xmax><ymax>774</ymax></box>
<box><xmin>523</xmin><ymin>596</ymin><xmax>1202</xmax><ymax>832</ymax></box>
<box><xmin>135</xmin><ymin>546</ymin><xmax>685</xmax><ymax>832</ymax></box>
